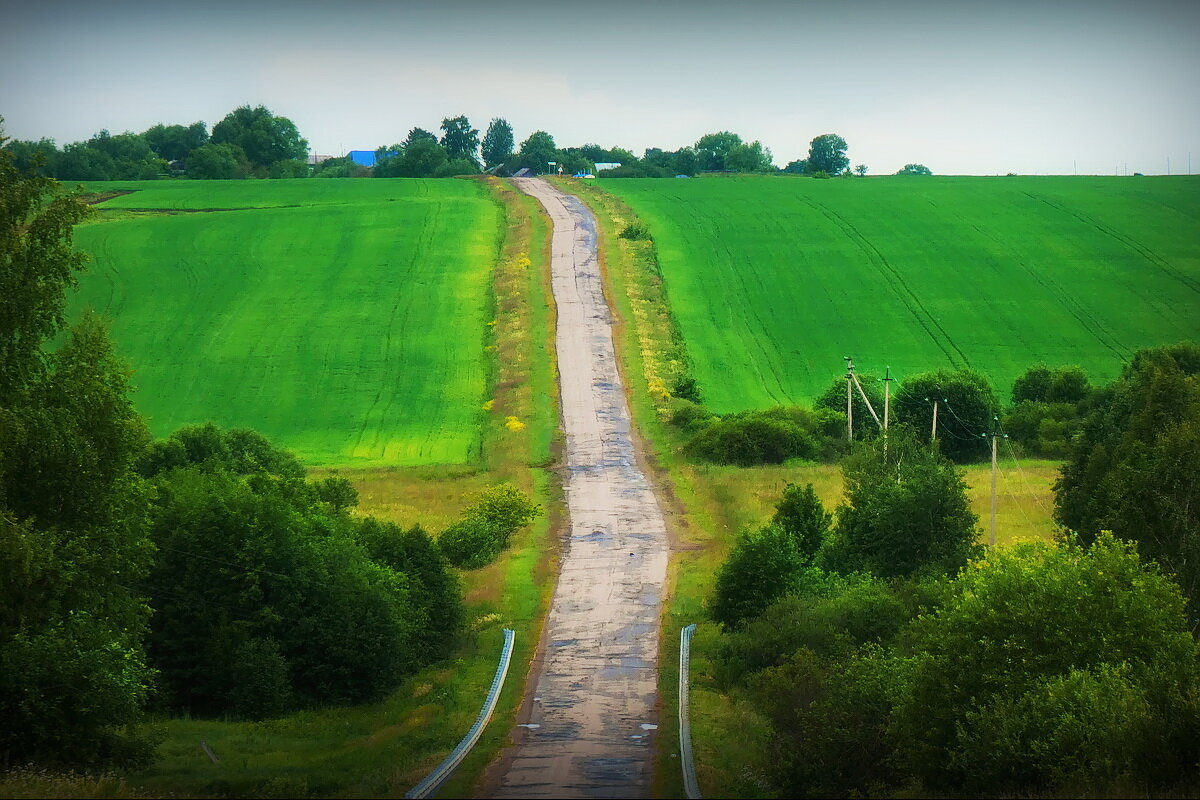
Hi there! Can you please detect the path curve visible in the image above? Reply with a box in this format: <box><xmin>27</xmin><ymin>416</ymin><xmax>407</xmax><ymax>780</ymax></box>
<box><xmin>493</xmin><ymin>179</ymin><xmax>669</xmax><ymax>797</ymax></box>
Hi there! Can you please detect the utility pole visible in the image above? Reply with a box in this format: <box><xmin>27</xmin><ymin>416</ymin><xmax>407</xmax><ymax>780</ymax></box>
<box><xmin>988</xmin><ymin>416</ymin><xmax>1007</xmax><ymax>547</ymax></box>
<box><xmin>883</xmin><ymin>367</ymin><xmax>893</xmax><ymax>430</ymax></box>
<box><xmin>845</xmin><ymin>356</ymin><xmax>854</xmax><ymax>443</ymax></box>
<box><xmin>930</xmin><ymin>397</ymin><xmax>939</xmax><ymax>441</ymax></box>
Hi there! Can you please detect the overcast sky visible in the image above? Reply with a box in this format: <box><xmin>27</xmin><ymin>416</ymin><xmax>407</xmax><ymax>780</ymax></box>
<box><xmin>2</xmin><ymin>0</ymin><xmax>1197</xmax><ymax>175</ymax></box>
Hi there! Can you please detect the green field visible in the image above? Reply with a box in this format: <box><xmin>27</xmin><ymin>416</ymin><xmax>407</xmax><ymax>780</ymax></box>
<box><xmin>597</xmin><ymin>175</ymin><xmax>1200</xmax><ymax>412</ymax></box>
<box><xmin>73</xmin><ymin>179</ymin><xmax>501</xmax><ymax>466</ymax></box>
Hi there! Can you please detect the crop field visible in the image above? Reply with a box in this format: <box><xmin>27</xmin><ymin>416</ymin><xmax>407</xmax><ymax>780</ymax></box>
<box><xmin>597</xmin><ymin>175</ymin><xmax>1200</xmax><ymax>412</ymax></box>
<box><xmin>72</xmin><ymin>179</ymin><xmax>501</xmax><ymax>466</ymax></box>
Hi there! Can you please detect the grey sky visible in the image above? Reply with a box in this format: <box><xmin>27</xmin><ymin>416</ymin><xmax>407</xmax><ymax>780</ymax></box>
<box><xmin>2</xmin><ymin>0</ymin><xmax>1197</xmax><ymax>175</ymax></box>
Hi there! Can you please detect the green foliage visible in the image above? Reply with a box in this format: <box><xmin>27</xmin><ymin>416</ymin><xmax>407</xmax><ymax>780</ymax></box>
<box><xmin>1</xmin><ymin>151</ymin><xmax>154</xmax><ymax>767</ymax></box>
<box><xmin>1012</xmin><ymin>364</ymin><xmax>1091</xmax><ymax>404</ymax></box>
<box><xmin>829</xmin><ymin>427</ymin><xmax>979</xmax><ymax>578</ymax></box>
<box><xmin>312</xmin><ymin>156</ymin><xmax>358</xmax><ymax>178</ymax></box>
<box><xmin>143</xmin><ymin>122</ymin><xmax>208</xmax><ymax>162</ymax></box>
<box><xmin>694</xmin><ymin>131</ymin><xmax>743</xmax><ymax>171</ymax></box>
<box><xmin>1003</xmin><ymin>400</ymin><xmax>1079</xmax><ymax>457</ymax></box>
<box><xmin>618</xmin><ymin>221</ymin><xmax>652</xmax><ymax>240</ymax></box>
<box><xmin>892</xmin><ymin>534</ymin><xmax>1200</xmax><ymax>792</ymax></box>
<box><xmin>439</xmin><ymin>115</ymin><xmax>480</xmax><ymax>166</ymax></box>
<box><xmin>815</xmin><ymin>373</ymin><xmax>884</xmax><ymax>441</ymax></box>
<box><xmin>710</xmin><ymin>525</ymin><xmax>806</xmax><ymax>628</ymax></box>
<box><xmin>771</xmin><ymin>483</ymin><xmax>831</xmax><ymax>560</ymax></box>
<box><xmin>185</xmin><ymin>142</ymin><xmax>250</xmax><ymax>179</ymax></box>
<box><xmin>210</xmin><ymin>105</ymin><xmax>307</xmax><ymax>171</ymax></box>
<box><xmin>724</xmin><ymin>141</ymin><xmax>775</xmax><ymax>172</ymax></box>
<box><xmin>268</xmin><ymin>159</ymin><xmax>309</xmax><ymax>179</ymax></box>
<box><xmin>1055</xmin><ymin>342</ymin><xmax>1200</xmax><ymax>610</ymax></box>
<box><xmin>893</xmin><ymin>368</ymin><xmax>998</xmax><ymax>462</ymax></box>
<box><xmin>438</xmin><ymin>484</ymin><xmax>542</xmax><ymax>569</ymax></box>
<box><xmin>683</xmin><ymin>406</ymin><xmax>841</xmax><ymax>466</ymax></box>
<box><xmin>481</xmin><ymin>118</ymin><xmax>515</xmax><ymax>169</ymax></box>
<box><xmin>434</xmin><ymin>157</ymin><xmax>479</xmax><ymax>177</ymax></box>
<box><xmin>515</xmin><ymin>131</ymin><xmax>559</xmax><ymax>174</ymax></box>
<box><xmin>807</xmin><ymin>133</ymin><xmax>849</xmax><ymax>175</ymax></box>
<box><xmin>853</xmin><ymin>164</ymin><xmax>868</xmax><ymax>177</ymax></box>
<box><xmin>896</xmin><ymin>163</ymin><xmax>933</xmax><ymax>175</ymax></box>
<box><xmin>142</xmin><ymin>426</ymin><xmax>447</xmax><ymax>719</ymax></box>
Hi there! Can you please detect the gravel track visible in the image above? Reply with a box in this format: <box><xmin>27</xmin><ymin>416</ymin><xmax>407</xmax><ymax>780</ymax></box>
<box><xmin>492</xmin><ymin>179</ymin><xmax>669</xmax><ymax>798</ymax></box>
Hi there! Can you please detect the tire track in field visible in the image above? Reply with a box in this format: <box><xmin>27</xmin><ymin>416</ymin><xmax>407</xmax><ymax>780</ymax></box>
<box><xmin>962</xmin><ymin>220</ymin><xmax>1130</xmax><ymax>361</ymax></box>
<box><xmin>1024</xmin><ymin>192</ymin><xmax>1200</xmax><ymax>295</ymax></box>
<box><xmin>804</xmin><ymin>199</ymin><xmax>971</xmax><ymax>367</ymax></box>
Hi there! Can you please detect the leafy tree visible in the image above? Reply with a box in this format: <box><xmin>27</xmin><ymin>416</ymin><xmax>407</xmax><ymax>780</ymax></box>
<box><xmin>816</xmin><ymin>373</ymin><xmax>885</xmax><ymax>441</ymax></box>
<box><xmin>142</xmin><ymin>121</ymin><xmax>208</xmax><ymax>161</ymax></box>
<box><xmin>771</xmin><ymin>483</ymin><xmax>831</xmax><ymax>560</ymax></box>
<box><xmin>439</xmin><ymin>115</ymin><xmax>479</xmax><ymax>166</ymax></box>
<box><xmin>854</xmin><ymin>164</ymin><xmax>868</xmax><ymax>177</ymax></box>
<box><xmin>1012</xmin><ymin>364</ymin><xmax>1091</xmax><ymax>404</ymax></box>
<box><xmin>2</xmin><ymin>137</ymin><xmax>58</xmax><ymax>175</ymax></box>
<box><xmin>711</xmin><ymin>525</ymin><xmax>806</xmax><ymax>627</ymax></box>
<box><xmin>54</xmin><ymin>141</ymin><xmax>116</xmax><ymax>180</ymax></box>
<box><xmin>896</xmin><ymin>163</ymin><xmax>933</xmax><ymax>175</ymax></box>
<box><xmin>515</xmin><ymin>130</ymin><xmax>559</xmax><ymax>174</ymax></box>
<box><xmin>893</xmin><ymin>368</ymin><xmax>998</xmax><ymax>462</ymax></box>
<box><xmin>783</xmin><ymin>159</ymin><xmax>808</xmax><ymax>174</ymax></box>
<box><xmin>438</xmin><ymin>483</ymin><xmax>542</xmax><ymax>568</ymax></box>
<box><xmin>404</xmin><ymin>127</ymin><xmax>438</xmax><ymax>147</ymax></box>
<box><xmin>140</xmin><ymin>426</ymin><xmax>436</xmax><ymax>717</ymax></box>
<box><xmin>892</xmin><ymin>534</ymin><xmax>1200</xmax><ymax>793</ymax></box>
<box><xmin>481</xmin><ymin>117</ymin><xmax>515</xmax><ymax>169</ymax></box>
<box><xmin>185</xmin><ymin>142</ymin><xmax>250</xmax><ymax>179</ymax></box>
<box><xmin>1055</xmin><ymin>343</ymin><xmax>1200</xmax><ymax>612</ymax></box>
<box><xmin>2</xmin><ymin>142</ymin><xmax>154</xmax><ymax>766</ymax></box>
<box><xmin>397</xmin><ymin>138</ymin><xmax>448</xmax><ymax>177</ymax></box>
<box><xmin>684</xmin><ymin>406</ymin><xmax>839</xmax><ymax>466</ymax></box>
<box><xmin>434</xmin><ymin>158</ymin><xmax>479</xmax><ymax>177</ymax></box>
<box><xmin>725</xmin><ymin>140</ymin><xmax>775</xmax><ymax>172</ymax></box>
<box><xmin>210</xmin><ymin>105</ymin><xmax>307</xmax><ymax>171</ymax></box>
<box><xmin>312</xmin><ymin>155</ymin><xmax>359</xmax><ymax>178</ymax></box>
<box><xmin>828</xmin><ymin>427</ymin><xmax>979</xmax><ymax>578</ymax></box>
<box><xmin>694</xmin><ymin>131</ymin><xmax>743</xmax><ymax>171</ymax></box>
<box><xmin>807</xmin><ymin>133</ymin><xmax>849</xmax><ymax>175</ymax></box>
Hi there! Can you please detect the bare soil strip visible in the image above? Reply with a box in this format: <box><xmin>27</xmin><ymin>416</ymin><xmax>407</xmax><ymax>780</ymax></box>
<box><xmin>492</xmin><ymin>179</ymin><xmax>669</xmax><ymax>797</ymax></box>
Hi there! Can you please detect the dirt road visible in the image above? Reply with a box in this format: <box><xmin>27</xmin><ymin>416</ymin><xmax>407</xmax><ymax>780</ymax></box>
<box><xmin>492</xmin><ymin>179</ymin><xmax>669</xmax><ymax>797</ymax></box>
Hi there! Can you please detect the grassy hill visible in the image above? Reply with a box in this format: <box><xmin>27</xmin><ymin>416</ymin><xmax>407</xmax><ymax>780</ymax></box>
<box><xmin>72</xmin><ymin>179</ymin><xmax>501</xmax><ymax>466</ymax></box>
<box><xmin>597</xmin><ymin>175</ymin><xmax>1200</xmax><ymax>412</ymax></box>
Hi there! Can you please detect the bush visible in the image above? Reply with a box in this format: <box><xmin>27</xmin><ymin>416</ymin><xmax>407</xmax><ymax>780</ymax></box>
<box><xmin>816</xmin><ymin>373</ymin><xmax>885</xmax><ymax>441</ymax></box>
<box><xmin>710</xmin><ymin>525</ymin><xmax>806</xmax><ymax>628</ymax></box>
<box><xmin>684</xmin><ymin>406</ymin><xmax>839</xmax><ymax>466</ymax></box>
<box><xmin>438</xmin><ymin>484</ymin><xmax>541</xmax><ymax>569</ymax></box>
<box><xmin>771</xmin><ymin>483</ymin><xmax>831</xmax><ymax>560</ymax></box>
<box><xmin>667</xmin><ymin>398</ymin><xmax>714</xmax><ymax>431</ymax></box>
<box><xmin>618</xmin><ymin>221</ymin><xmax>652</xmax><ymax>240</ymax></box>
<box><xmin>891</xmin><ymin>534</ymin><xmax>1200</xmax><ymax>793</ymax></box>
<box><xmin>892</xmin><ymin>368</ymin><xmax>998</xmax><ymax>462</ymax></box>
<box><xmin>830</xmin><ymin>426</ymin><xmax>979</xmax><ymax>578</ymax></box>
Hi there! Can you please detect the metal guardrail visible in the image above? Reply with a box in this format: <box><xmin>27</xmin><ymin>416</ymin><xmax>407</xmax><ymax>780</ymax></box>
<box><xmin>405</xmin><ymin>628</ymin><xmax>516</xmax><ymax>799</ymax></box>
<box><xmin>678</xmin><ymin>623</ymin><xmax>702</xmax><ymax>799</ymax></box>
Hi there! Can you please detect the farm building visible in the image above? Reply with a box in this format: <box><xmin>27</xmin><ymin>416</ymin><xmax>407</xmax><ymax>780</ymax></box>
<box><xmin>348</xmin><ymin>150</ymin><xmax>377</xmax><ymax>167</ymax></box>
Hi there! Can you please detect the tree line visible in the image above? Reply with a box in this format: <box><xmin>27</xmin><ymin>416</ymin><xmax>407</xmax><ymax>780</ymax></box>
<box><xmin>708</xmin><ymin>342</ymin><xmax>1200</xmax><ymax>796</ymax></box>
<box><xmin>3</xmin><ymin>106</ymin><xmax>933</xmax><ymax>180</ymax></box>
<box><xmin>0</xmin><ymin>140</ymin><xmax>539</xmax><ymax>769</ymax></box>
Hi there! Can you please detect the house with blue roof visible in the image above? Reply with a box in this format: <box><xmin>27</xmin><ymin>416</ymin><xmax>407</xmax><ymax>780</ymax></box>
<box><xmin>348</xmin><ymin>150</ymin><xmax>377</xmax><ymax>168</ymax></box>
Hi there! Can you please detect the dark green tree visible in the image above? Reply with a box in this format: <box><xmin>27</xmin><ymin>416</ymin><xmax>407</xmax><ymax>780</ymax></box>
<box><xmin>892</xmin><ymin>535</ymin><xmax>1200</xmax><ymax>793</ymax></box>
<box><xmin>515</xmin><ymin>131</ymin><xmax>559</xmax><ymax>174</ymax></box>
<box><xmin>711</xmin><ymin>525</ymin><xmax>806</xmax><ymax>627</ymax></box>
<box><xmin>694</xmin><ymin>131</ymin><xmax>743</xmax><ymax>171</ymax></box>
<box><xmin>828</xmin><ymin>427</ymin><xmax>978</xmax><ymax>578</ymax></box>
<box><xmin>439</xmin><ymin>115</ymin><xmax>480</xmax><ymax>166</ymax></box>
<box><xmin>210</xmin><ymin>105</ymin><xmax>307</xmax><ymax>171</ymax></box>
<box><xmin>896</xmin><ymin>163</ymin><xmax>933</xmax><ymax>175</ymax></box>
<box><xmin>816</xmin><ymin>373</ymin><xmax>885</xmax><ymax>441</ymax></box>
<box><xmin>771</xmin><ymin>483</ymin><xmax>832</xmax><ymax>560</ymax></box>
<box><xmin>143</xmin><ymin>121</ymin><xmax>208</xmax><ymax>161</ymax></box>
<box><xmin>396</xmin><ymin>138</ymin><xmax>449</xmax><ymax>177</ymax></box>
<box><xmin>893</xmin><ymin>368</ymin><xmax>998</xmax><ymax>462</ymax></box>
<box><xmin>185</xmin><ymin>142</ymin><xmax>250</xmax><ymax>179</ymax></box>
<box><xmin>1054</xmin><ymin>343</ymin><xmax>1200</xmax><ymax>612</ymax></box>
<box><xmin>725</xmin><ymin>140</ymin><xmax>775</xmax><ymax>172</ymax></box>
<box><xmin>482</xmin><ymin>118</ymin><xmax>515</xmax><ymax>169</ymax></box>
<box><xmin>807</xmin><ymin>133</ymin><xmax>850</xmax><ymax>175</ymax></box>
<box><xmin>2</xmin><ymin>141</ymin><xmax>154</xmax><ymax>766</ymax></box>
<box><xmin>404</xmin><ymin>127</ymin><xmax>438</xmax><ymax>147</ymax></box>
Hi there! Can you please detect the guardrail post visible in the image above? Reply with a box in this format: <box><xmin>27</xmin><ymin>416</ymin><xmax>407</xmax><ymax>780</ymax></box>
<box><xmin>405</xmin><ymin>628</ymin><xmax>515</xmax><ymax>799</ymax></box>
<box><xmin>679</xmin><ymin>623</ymin><xmax>701</xmax><ymax>799</ymax></box>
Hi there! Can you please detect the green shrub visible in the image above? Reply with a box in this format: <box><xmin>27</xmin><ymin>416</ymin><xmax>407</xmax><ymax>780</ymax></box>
<box><xmin>710</xmin><ymin>525</ymin><xmax>806</xmax><ymax>628</ymax></box>
<box><xmin>684</xmin><ymin>406</ymin><xmax>839</xmax><ymax>466</ymax></box>
<box><xmin>618</xmin><ymin>221</ymin><xmax>652</xmax><ymax>240</ymax></box>
<box><xmin>892</xmin><ymin>368</ymin><xmax>998</xmax><ymax>462</ymax></box>
<box><xmin>771</xmin><ymin>483</ymin><xmax>831</xmax><ymax>561</ymax></box>
<box><xmin>438</xmin><ymin>483</ymin><xmax>541</xmax><ymax>569</ymax></box>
